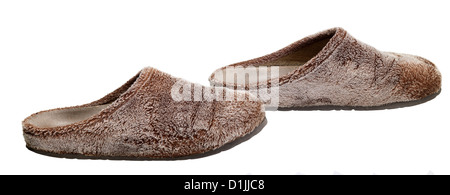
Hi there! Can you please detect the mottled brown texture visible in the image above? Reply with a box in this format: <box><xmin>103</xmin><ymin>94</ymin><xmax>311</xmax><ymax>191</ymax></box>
<box><xmin>209</xmin><ymin>27</ymin><xmax>442</xmax><ymax>108</ymax></box>
<box><xmin>23</xmin><ymin>67</ymin><xmax>265</xmax><ymax>159</ymax></box>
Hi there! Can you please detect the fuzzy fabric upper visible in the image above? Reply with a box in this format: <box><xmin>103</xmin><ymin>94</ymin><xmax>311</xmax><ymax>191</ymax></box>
<box><xmin>23</xmin><ymin>67</ymin><xmax>265</xmax><ymax>158</ymax></box>
<box><xmin>209</xmin><ymin>27</ymin><xmax>441</xmax><ymax>108</ymax></box>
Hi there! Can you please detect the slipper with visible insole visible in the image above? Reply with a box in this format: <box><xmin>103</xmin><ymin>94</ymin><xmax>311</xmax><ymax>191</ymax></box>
<box><xmin>209</xmin><ymin>27</ymin><xmax>441</xmax><ymax>109</ymax></box>
<box><xmin>23</xmin><ymin>67</ymin><xmax>265</xmax><ymax>159</ymax></box>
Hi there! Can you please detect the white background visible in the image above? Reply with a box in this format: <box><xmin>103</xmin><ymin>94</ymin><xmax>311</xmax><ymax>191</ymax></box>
<box><xmin>1</xmin><ymin>0</ymin><xmax>449</xmax><ymax>175</ymax></box>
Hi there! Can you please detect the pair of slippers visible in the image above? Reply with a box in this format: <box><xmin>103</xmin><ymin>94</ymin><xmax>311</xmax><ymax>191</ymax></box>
<box><xmin>23</xmin><ymin>27</ymin><xmax>441</xmax><ymax>160</ymax></box>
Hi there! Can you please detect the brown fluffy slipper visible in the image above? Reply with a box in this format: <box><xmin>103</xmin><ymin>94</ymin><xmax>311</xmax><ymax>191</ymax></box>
<box><xmin>23</xmin><ymin>67</ymin><xmax>266</xmax><ymax>160</ymax></box>
<box><xmin>209</xmin><ymin>27</ymin><xmax>441</xmax><ymax>109</ymax></box>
